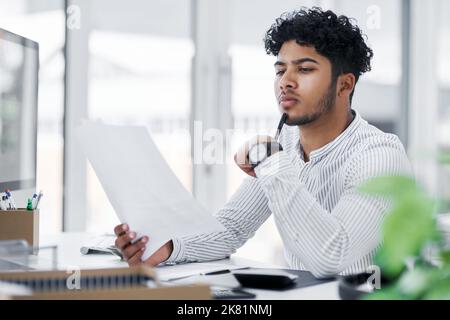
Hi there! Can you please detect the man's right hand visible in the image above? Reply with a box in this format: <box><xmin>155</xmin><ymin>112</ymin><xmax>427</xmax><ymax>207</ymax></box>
<box><xmin>114</xmin><ymin>223</ymin><xmax>174</xmax><ymax>267</ymax></box>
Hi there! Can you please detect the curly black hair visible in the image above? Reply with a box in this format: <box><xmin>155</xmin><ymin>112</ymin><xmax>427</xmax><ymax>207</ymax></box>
<box><xmin>264</xmin><ymin>7</ymin><xmax>373</xmax><ymax>103</ymax></box>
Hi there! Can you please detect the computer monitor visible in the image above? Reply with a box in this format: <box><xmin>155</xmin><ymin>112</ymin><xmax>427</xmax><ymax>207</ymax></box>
<box><xmin>0</xmin><ymin>28</ymin><xmax>39</xmax><ymax>197</ymax></box>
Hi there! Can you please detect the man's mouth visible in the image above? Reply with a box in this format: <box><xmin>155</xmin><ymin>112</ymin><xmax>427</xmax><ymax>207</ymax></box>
<box><xmin>279</xmin><ymin>97</ymin><xmax>299</xmax><ymax>109</ymax></box>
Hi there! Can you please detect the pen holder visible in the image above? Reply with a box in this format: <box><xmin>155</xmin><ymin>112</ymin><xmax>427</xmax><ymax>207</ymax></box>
<box><xmin>0</xmin><ymin>209</ymin><xmax>39</xmax><ymax>254</ymax></box>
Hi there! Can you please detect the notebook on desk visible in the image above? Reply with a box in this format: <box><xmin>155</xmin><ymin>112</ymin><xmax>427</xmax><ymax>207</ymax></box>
<box><xmin>0</xmin><ymin>266</ymin><xmax>211</xmax><ymax>300</ymax></box>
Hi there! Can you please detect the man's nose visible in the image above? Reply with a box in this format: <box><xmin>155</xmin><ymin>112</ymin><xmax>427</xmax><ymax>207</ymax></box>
<box><xmin>279</xmin><ymin>70</ymin><xmax>297</xmax><ymax>91</ymax></box>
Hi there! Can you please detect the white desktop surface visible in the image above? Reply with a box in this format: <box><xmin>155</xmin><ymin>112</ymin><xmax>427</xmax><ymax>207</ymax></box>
<box><xmin>29</xmin><ymin>232</ymin><xmax>339</xmax><ymax>300</ymax></box>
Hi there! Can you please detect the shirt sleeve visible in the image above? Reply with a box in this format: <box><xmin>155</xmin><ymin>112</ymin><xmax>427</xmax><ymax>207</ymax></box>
<box><xmin>253</xmin><ymin>137</ymin><xmax>412</xmax><ymax>278</ymax></box>
<box><xmin>164</xmin><ymin>175</ymin><xmax>272</xmax><ymax>264</ymax></box>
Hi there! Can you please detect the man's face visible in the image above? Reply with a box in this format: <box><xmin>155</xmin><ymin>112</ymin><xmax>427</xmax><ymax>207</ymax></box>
<box><xmin>274</xmin><ymin>40</ymin><xmax>337</xmax><ymax>126</ymax></box>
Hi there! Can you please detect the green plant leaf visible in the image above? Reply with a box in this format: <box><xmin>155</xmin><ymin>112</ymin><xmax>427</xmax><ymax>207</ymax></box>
<box><xmin>359</xmin><ymin>173</ymin><xmax>448</xmax><ymax>299</ymax></box>
<box><xmin>363</xmin><ymin>285</ymin><xmax>408</xmax><ymax>300</ymax></box>
<box><xmin>374</xmin><ymin>193</ymin><xmax>440</xmax><ymax>278</ymax></box>
<box><xmin>437</xmin><ymin>151</ymin><xmax>450</xmax><ymax>165</ymax></box>
<box><xmin>396</xmin><ymin>266</ymin><xmax>440</xmax><ymax>299</ymax></box>
<box><xmin>423</xmin><ymin>276</ymin><xmax>450</xmax><ymax>300</ymax></box>
<box><xmin>440</xmin><ymin>250</ymin><xmax>450</xmax><ymax>266</ymax></box>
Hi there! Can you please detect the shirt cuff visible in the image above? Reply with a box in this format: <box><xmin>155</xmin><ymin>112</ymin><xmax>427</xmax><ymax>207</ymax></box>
<box><xmin>254</xmin><ymin>151</ymin><xmax>295</xmax><ymax>184</ymax></box>
<box><xmin>162</xmin><ymin>237</ymin><xmax>186</xmax><ymax>265</ymax></box>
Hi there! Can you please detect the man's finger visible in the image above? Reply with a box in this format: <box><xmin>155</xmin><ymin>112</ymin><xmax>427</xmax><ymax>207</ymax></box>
<box><xmin>122</xmin><ymin>236</ymin><xmax>148</xmax><ymax>260</ymax></box>
<box><xmin>114</xmin><ymin>223</ymin><xmax>129</xmax><ymax>237</ymax></box>
<box><xmin>114</xmin><ymin>231</ymin><xmax>136</xmax><ymax>250</ymax></box>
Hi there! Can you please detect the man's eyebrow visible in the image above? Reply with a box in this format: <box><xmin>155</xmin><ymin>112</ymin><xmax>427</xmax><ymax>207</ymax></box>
<box><xmin>274</xmin><ymin>58</ymin><xmax>320</xmax><ymax>67</ymax></box>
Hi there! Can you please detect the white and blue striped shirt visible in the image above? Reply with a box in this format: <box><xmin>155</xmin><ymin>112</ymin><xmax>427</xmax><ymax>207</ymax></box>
<box><xmin>166</xmin><ymin>110</ymin><xmax>412</xmax><ymax>278</ymax></box>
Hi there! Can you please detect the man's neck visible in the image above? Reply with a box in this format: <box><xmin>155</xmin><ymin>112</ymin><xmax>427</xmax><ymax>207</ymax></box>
<box><xmin>299</xmin><ymin>108</ymin><xmax>354</xmax><ymax>162</ymax></box>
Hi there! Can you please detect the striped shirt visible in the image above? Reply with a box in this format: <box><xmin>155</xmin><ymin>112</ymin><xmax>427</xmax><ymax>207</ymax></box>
<box><xmin>166</xmin><ymin>109</ymin><xmax>412</xmax><ymax>278</ymax></box>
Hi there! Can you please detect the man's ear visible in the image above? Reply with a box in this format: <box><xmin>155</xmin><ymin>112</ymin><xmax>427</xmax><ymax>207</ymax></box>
<box><xmin>337</xmin><ymin>73</ymin><xmax>356</xmax><ymax>98</ymax></box>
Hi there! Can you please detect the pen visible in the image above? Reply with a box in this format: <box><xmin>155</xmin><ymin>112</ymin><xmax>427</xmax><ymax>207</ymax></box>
<box><xmin>31</xmin><ymin>193</ymin><xmax>38</xmax><ymax>208</ymax></box>
<box><xmin>0</xmin><ymin>194</ymin><xmax>7</xmax><ymax>210</ymax></box>
<box><xmin>167</xmin><ymin>267</ymin><xmax>250</xmax><ymax>282</ymax></box>
<box><xmin>274</xmin><ymin>113</ymin><xmax>288</xmax><ymax>141</ymax></box>
<box><xmin>201</xmin><ymin>269</ymin><xmax>232</xmax><ymax>276</ymax></box>
<box><xmin>3</xmin><ymin>195</ymin><xmax>12</xmax><ymax>210</ymax></box>
<box><xmin>34</xmin><ymin>190</ymin><xmax>43</xmax><ymax>209</ymax></box>
<box><xmin>166</xmin><ymin>269</ymin><xmax>231</xmax><ymax>282</ymax></box>
<box><xmin>5</xmin><ymin>189</ymin><xmax>16</xmax><ymax>210</ymax></box>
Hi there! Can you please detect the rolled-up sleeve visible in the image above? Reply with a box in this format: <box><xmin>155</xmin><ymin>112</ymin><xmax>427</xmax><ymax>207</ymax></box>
<box><xmin>164</xmin><ymin>175</ymin><xmax>272</xmax><ymax>264</ymax></box>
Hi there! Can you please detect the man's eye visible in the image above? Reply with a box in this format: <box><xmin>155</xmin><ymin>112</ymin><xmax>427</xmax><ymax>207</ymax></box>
<box><xmin>276</xmin><ymin>70</ymin><xmax>285</xmax><ymax>76</ymax></box>
<box><xmin>299</xmin><ymin>68</ymin><xmax>313</xmax><ymax>73</ymax></box>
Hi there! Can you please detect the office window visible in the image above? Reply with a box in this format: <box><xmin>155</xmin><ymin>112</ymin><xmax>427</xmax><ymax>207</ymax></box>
<box><xmin>0</xmin><ymin>0</ymin><xmax>65</xmax><ymax>234</ymax></box>
<box><xmin>437</xmin><ymin>0</ymin><xmax>450</xmax><ymax>213</ymax></box>
<box><xmin>326</xmin><ymin>0</ymin><xmax>403</xmax><ymax>137</ymax></box>
<box><xmin>227</xmin><ymin>0</ymin><xmax>403</xmax><ymax>265</ymax></box>
<box><xmin>85</xmin><ymin>0</ymin><xmax>193</xmax><ymax>233</ymax></box>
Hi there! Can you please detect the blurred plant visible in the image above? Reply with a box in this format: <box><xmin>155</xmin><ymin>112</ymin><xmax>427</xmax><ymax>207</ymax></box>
<box><xmin>358</xmin><ymin>174</ymin><xmax>450</xmax><ymax>300</ymax></box>
<box><xmin>437</xmin><ymin>150</ymin><xmax>450</xmax><ymax>166</ymax></box>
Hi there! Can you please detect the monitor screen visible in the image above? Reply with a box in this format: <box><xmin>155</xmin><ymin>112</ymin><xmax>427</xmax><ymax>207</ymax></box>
<box><xmin>0</xmin><ymin>29</ymin><xmax>38</xmax><ymax>191</ymax></box>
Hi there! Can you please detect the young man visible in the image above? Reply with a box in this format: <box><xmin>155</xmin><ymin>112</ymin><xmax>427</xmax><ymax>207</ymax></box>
<box><xmin>113</xmin><ymin>8</ymin><xmax>411</xmax><ymax>278</ymax></box>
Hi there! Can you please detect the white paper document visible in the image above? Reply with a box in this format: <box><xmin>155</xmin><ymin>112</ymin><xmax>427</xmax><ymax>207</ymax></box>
<box><xmin>75</xmin><ymin>122</ymin><xmax>226</xmax><ymax>260</ymax></box>
<box><xmin>155</xmin><ymin>260</ymin><xmax>248</xmax><ymax>282</ymax></box>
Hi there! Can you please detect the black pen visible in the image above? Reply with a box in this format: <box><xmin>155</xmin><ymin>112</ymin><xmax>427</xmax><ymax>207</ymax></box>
<box><xmin>168</xmin><ymin>269</ymin><xmax>231</xmax><ymax>281</ymax></box>
<box><xmin>274</xmin><ymin>113</ymin><xmax>288</xmax><ymax>141</ymax></box>
<box><xmin>202</xmin><ymin>266</ymin><xmax>250</xmax><ymax>276</ymax></box>
<box><xmin>202</xmin><ymin>269</ymin><xmax>231</xmax><ymax>276</ymax></box>
<box><xmin>166</xmin><ymin>267</ymin><xmax>250</xmax><ymax>282</ymax></box>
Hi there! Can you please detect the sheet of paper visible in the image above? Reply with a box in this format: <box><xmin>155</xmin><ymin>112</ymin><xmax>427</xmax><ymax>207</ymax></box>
<box><xmin>155</xmin><ymin>260</ymin><xmax>249</xmax><ymax>282</ymax></box>
<box><xmin>169</xmin><ymin>273</ymin><xmax>242</xmax><ymax>288</ymax></box>
<box><xmin>75</xmin><ymin>122</ymin><xmax>226</xmax><ymax>260</ymax></box>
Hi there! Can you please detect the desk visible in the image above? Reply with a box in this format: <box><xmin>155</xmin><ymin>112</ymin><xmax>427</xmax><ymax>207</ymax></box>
<box><xmin>29</xmin><ymin>232</ymin><xmax>339</xmax><ymax>300</ymax></box>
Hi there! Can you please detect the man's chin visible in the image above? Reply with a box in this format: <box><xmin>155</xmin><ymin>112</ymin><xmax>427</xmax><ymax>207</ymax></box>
<box><xmin>284</xmin><ymin>113</ymin><xmax>320</xmax><ymax>126</ymax></box>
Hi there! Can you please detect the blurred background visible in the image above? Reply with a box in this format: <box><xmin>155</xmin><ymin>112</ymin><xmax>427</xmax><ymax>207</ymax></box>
<box><xmin>1</xmin><ymin>0</ymin><xmax>448</xmax><ymax>266</ymax></box>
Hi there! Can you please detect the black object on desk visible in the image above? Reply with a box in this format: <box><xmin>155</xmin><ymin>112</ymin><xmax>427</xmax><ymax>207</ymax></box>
<box><xmin>232</xmin><ymin>268</ymin><xmax>334</xmax><ymax>290</ymax></box>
